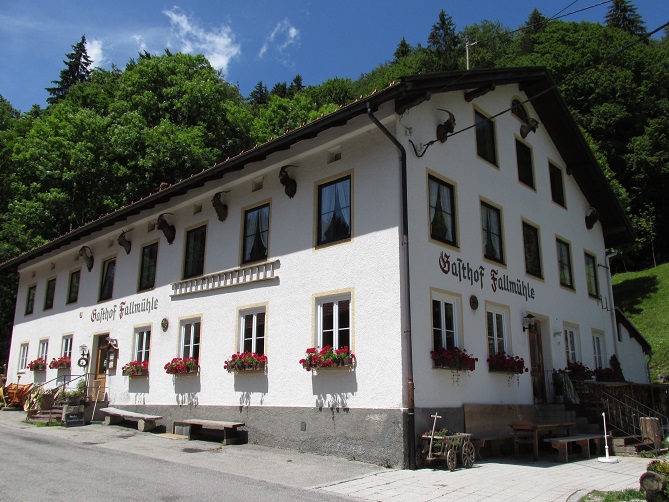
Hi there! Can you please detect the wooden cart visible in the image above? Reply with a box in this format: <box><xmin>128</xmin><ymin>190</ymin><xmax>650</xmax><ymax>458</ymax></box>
<box><xmin>420</xmin><ymin>432</ymin><xmax>476</xmax><ymax>471</ymax></box>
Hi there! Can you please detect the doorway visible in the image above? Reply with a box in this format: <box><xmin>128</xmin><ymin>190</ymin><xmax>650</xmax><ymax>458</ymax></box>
<box><xmin>91</xmin><ymin>334</ymin><xmax>109</xmax><ymax>401</ymax></box>
<box><xmin>528</xmin><ymin>323</ymin><xmax>546</xmax><ymax>403</ymax></box>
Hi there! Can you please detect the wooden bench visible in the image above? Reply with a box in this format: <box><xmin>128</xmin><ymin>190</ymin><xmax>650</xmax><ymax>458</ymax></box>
<box><xmin>543</xmin><ymin>434</ymin><xmax>609</xmax><ymax>462</ymax></box>
<box><xmin>173</xmin><ymin>419</ymin><xmax>245</xmax><ymax>444</ymax></box>
<box><xmin>100</xmin><ymin>407</ymin><xmax>163</xmax><ymax>432</ymax></box>
<box><xmin>464</xmin><ymin>404</ymin><xmax>535</xmax><ymax>459</ymax></box>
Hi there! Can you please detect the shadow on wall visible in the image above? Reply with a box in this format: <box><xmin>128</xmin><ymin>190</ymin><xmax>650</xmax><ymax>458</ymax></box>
<box><xmin>312</xmin><ymin>369</ymin><xmax>357</xmax><ymax>410</ymax></box>
<box><xmin>174</xmin><ymin>375</ymin><xmax>200</xmax><ymax>406</ymax></box>
<box><xmin>128</xmin><ymin>377</ymin><xmax>149</xmax><ymax>395</ymax></box>
<box><xmin>234</xmin><ymin>373</ymin><xmax>268</xmax><ymax>411</ymax></box>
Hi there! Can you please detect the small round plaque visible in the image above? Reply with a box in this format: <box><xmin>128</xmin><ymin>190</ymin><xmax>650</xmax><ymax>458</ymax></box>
<box><xmin>469</xmin><ymin>295</ymin><xmax>479</xmax><ymax>310</ymax></box>
<box><xmin>161</xmin><ymin>318</ymin><xmax>169</xmax><ymax>332</ymax></box>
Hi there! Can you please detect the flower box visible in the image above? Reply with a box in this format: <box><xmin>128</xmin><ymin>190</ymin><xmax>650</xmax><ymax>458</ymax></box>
<box><xmin>49</xmin><ymin>357</ymin><xmax>71</xmax><ymax>370</ymax></box>
<box><xmin>487</xmin><ymin>352</ymin><xmax>527</xmax><ymax>374</ymax></box>
<box><xmin>224</xmin><ymin>352</ymin><xmax>268</xmax><ymax>373</ymax></box>
<box><xmin>299</xmin><ymin>346</ymin><xmax>355</xmax><ymax>372</ymax></box>
<box><xmin>431</xmin><ymin>347</ymin><xmax>477</xmax><ymax>372</ymax></box>
<box><xmin>164</xmin><ymin>357</ymin><xmax>199</xmax><ymax>375</ymax></box>
<box><xmin>28</xmin><ymin>358</ymin><xmax>47</xmax><ymax>371</ymax></box>
<box><xmin>122</xmin><ymin>360</ymin><xmax>149</xmax><ymax>377</ymax></box>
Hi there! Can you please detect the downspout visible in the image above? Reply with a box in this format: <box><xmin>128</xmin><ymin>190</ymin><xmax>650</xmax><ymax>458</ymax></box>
<box><xmin>366</xmin><ymin>102</ymin><xmax>416</xmax><ymax>469</ymax></box>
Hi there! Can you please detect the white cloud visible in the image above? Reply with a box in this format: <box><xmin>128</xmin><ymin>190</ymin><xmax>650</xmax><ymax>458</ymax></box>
<box><xmin>258</xmin><ymin>18</ymin><xmax>300</xmax><ymax>64</ymax></box>
<box><xmin>132</xmin><ymin>34</ymin><xmax>148</xmax><ymax>54</ymax></box>
<box><xmin>163</xmin><ymin>7</ymin><xmax>240</xmax><ymax>72</ymax></box>
<box><xmin>85</xmin><ymin>38</ymin><xmax>105</xmax><ymax>68</ymax></box>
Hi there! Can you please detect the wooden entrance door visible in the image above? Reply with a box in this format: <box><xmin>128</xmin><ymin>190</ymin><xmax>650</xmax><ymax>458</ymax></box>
<box><xmin>92</xmin><ymin>335</ymin><xmax>109</xmax><ymax>401</ymax></box>
<box><xmin>528</xmin><ymin>323</ymin><xmax>546</xmax><ymax>403</ymax></box>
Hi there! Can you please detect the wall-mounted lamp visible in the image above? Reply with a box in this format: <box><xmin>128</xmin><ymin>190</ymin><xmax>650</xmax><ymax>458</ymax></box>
<box><xmin>279</xmin><ymin>165</ymin><xmax>297</xmax><ymax>198</ymax></box>
<box><xmin>553</xmin><ymin>331</ymin><xmax>562</xmax><ymax>338</ymax></box>
<box><xmin>585</xmin><ymin>207</ymin><xmax>599</xmax><ymax>230</ymax></box>
<box><xmin>211</xmin><ymin>192</ymin><xmax>228</xmax><ymax>221</ymax></box>
<box><xmin>117</xmin><ymin>230</ymin><xmax>132</xmax><ymax>255</ymax></box>
<box><xmin>156</xmin><ymin>213</ymin><xmax>176</xmax><ymax>244</ymax></box>
<box><xmin>520</xmin><ymin>118</ymin><xmax>539</xmax><ymax>139</ymax></box>
<box><xmin>80</xmin><ymin>344</ymin><xmax>89</xmax><ymax>357</ymax></box>
<box><xmin>522</xmin><ymin>313</ymin><xmax>536</xmax><ymax>332</ymax></box>
<box><xmin>78</xmin><ymin>246</ymin><xmax>94</xmax><ymax>272</ymax></box>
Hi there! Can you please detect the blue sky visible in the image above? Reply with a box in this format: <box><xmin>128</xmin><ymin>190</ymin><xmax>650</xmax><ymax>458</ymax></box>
<box><xmin>1</xmin><ymin>1</ymin><xmax>666</xmax><ymax>113</ymax></box>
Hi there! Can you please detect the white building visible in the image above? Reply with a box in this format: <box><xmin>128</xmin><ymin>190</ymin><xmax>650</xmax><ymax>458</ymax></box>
<box><xmin>2</xmin><ymin>68</ymin><xmax>648</xmax><ymax>467</ymax></box>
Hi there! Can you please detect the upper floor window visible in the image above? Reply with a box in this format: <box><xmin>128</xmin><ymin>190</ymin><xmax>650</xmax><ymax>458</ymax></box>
<box><xmin>18</xmin><ymin>343</ymin><xmax>29</xmax><ymax>371</ymax></box>
<box><xmin>481</xmin><ymin>202</ymin><xmax>504</xmax><ymax>263</ymax></box>
<box><xmin>585</xmin><ymin>252</ymin><xmax>599</xmax><ymax>298</ymax></box>
<box><xmin>432</xmin><ymin>293</ymin><xmax>460</xmax><ymax>352</ymax></box>
<box><xmin>475</xmin><ymin>110</ymin><xmax>497</xmax><ymax>166</ymax></box>
<box><xmin>38</xmin><ymin>339</ymin><xmax>49</xmax><ymax>361</ymax></box>
<box><xmin>428</xmin><ymin>175</ymin><xmax>457</xmax><ymax>246</ymax></box>
<box><xmin>240</xmin><ymin>308</ymin><xmax>266</xmax><ymax>355</ymax></box>
<box><xmin>183</xmin><ymin>225</ymin><xmax>206</xmax><ymax>279</ymax></box>
<box><xmin>317</xmin><ymin>295</ymin><xmax>351</xmax><ymax>349</ymax></box>
<box><xmin>317</xmin><ymin>175</ymin><xmax>351</xmax><ymax>246</ymax></box>
<box><xmin>25</xmin><ymin>285</ymin><xmax>36</xmax><ymax>315</ymax></box>
<box><xmin>556</xmin><ymin>238</ymin><xmax>573</xmax><ymax>289</ymax></box>
<box><xmin>67</xmin><ymin>270</ymin><xmax>80</xmax><ymax>304</ymax></box>
<box><xmin>549</xmin><ymin>163</ymin><xmax>566</xmax><ymax>207</ymax></box>
<box><xmin>99</xmin><ymin>257</ymin><xmax>116</xmax><ymax>301</ymax></box>
<box><xmin>138</xmin><ymin>242</ymin><xmax>158</xmax><ymax>291</ymax></box>
<box><xmin>242</xmin><ymin>203</ymin><xmax>270</xmax><ymax>263</ymax></box>
<box><xmin>516</xmin><ymin>140</ymin><xmax>534</xmax><ymax>188</ymax></box>
<box><xmin>522</xmin><ymin>222</ymin><xmax>542</xmax><ymax>278</ymax></box>
<box><xmin>511</xmin><ymin>99</ymin><xmax>529</xmax><ymax>123</ymax></box>
<box><xmin>44</xmin><ymin>278</ymin><xmax>56</xmax><ymax>310</ymax></box>
<box><xmin>486</xmin><ymin>307</ymin><xmax>507</xmax><ymax>356</ymax></box>
<box><xmin>61</xmin><ymin>335</ymin><xmax>73</xmax><ymax>358</ymax></box>
<box><xmin>134</xmin><ymin>328</ymin><xmax>151</xmax><ymax>362</ymax></box>
<box><xmin>180</xmin><ymin>319</ymin><xmax>201</xmax><ymax>360</ymax></box>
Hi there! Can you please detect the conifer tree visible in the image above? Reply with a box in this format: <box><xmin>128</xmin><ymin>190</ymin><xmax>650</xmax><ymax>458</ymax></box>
<box><xmin>605</xmin><ymin>0</ymin><xmax>646</xmax><ymax>37</ymax></box>
<box><xmin>46</xmin><ymin>35</ymin><xmax>93</xmax><ymax>105</ymax></box>
<box><xmin>427</xmin><ymin>10</ymin><xmax>461</xmax><ymax>70</ymax></box>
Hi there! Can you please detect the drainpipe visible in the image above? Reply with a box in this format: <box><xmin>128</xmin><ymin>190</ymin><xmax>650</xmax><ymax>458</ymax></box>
<box><xmin>605</xmin><ymin>252</ymin><xmax>619</xmax><ymax>360</ymax></box>
<box><xmin>366</xmin><ymin>102</ymin><xmax>416</xmax><ymax>469</ymax></box>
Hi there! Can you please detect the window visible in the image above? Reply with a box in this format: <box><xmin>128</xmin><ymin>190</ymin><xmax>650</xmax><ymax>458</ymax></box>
<box><xmin>317</xmin><ymin>175</ymin><xmax>351</xmax><ymax>246</ymax></box>
<box><xmin>138</xmin><ymin>242</ymin><xmax>158</xmax><ymax>291</ymax></box>
<box><xmin>317</xmin><ymin>295</ymin><xmax>351</xmax><ymax>349</ymax></box>
<box><xmin>511</xmin><ymin>99</ymin><xmax>529</xmax><ymax>123</ymax></box>
<box><xmin>549</xmin><ymin>163</ymin><xmax>565</xmax><ymax>207</ymax></box>
<box><xmin>593</xmin><ymin>332</ymin><xmax>604</xmax><ymax>369</ymax></box>
<box><xmin>585</xmin><ymin>252</ymin><xmax>599</xmax><ymax>298</ymax></box>
<box><xmin>38</xmin><ymin>339</ymin><xmax>48</xmax><ymax>361</ymax></box>
<box><xmin>18</xmin><ymin>343</ymin><xmax>29</xmax><ymax>371</ymax></box>
<box><xmin>99</xmin><ymin>257</ymin><xmax>116</xmax><ymax>301</ymax></box>
<box><xmin>25</xmin><ymin>285</ymin><xmax>36</xmax><ymax>315</ymax></box>
<box><xmin>43</xmin><ymin>278</ymin><xmax>56</xmax><ymax>310</ymax></box>
<box><xmin>486</xmin><ymin>308</ymin><xmax>506</xmax><ymax>356</ymax></box>
<box><xmin>242</xmin><ymin>204</ymin><xmax>270</xmax><ymax>263</ymax></box>
<box><xmin>522</xmin><ymin>222</ymin><xmax>542</xmax><ymax>278</ymax></box>
<box><xmin>61</xmin><ymin>335</ymin><xmax>73</xmax><ymax>358</ymax></box>
<box><xmin>475</xmin><ymin>110</ymin><xmax>497</xmax><ymax>166</ymax></box>
<box><xmin>557</xmin><ymin>239</ymin><xmax>573</xmax><ymax>288</ymax></box>
<box><xmin>183</xmin><ymin>225</ymin><xmax>206</xmax><ymax>279</ymax></box>
<box><xmin>428</xmin><ymin>175</ymin><xmax>457</xmax><ymax>246</ymax></box>
<box><xmin>481</xmin><ymin>202</ymin><xmax>503</xmax><ymax>263</ymax></box>
<box><xmin>240</xmin><ymin>309</ymin><xmax>266</xmax><ymax>355</ymax></box>
<box><xmin>432</xmin><ymin>293</ymin><xmax>459</xmax><ymax>351</ymax></box>
<box><xmin>516</xmin><ymin>140</ymin><xmax>534</xmax><ymax>188</ymax></box>
<box><xmin>67</xmin><ymin>270</ymin><xmax>80</xmax><ymax>304</ymax></box>
<box><xmin>180</xmin><ymin>319</ymin><xmax>201</xmax><ymax>360</ymax></box>
<box><xmin>565</xmin><ymin>326</ymin><xmax>579</xmax><ymax>363</ymax></box>
<box><xmin>134</xmin><ymin>328</ymin><xmax>151</xmax><ymax>362</ymax></box>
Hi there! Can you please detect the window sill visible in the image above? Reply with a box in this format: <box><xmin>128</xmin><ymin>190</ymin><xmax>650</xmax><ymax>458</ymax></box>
<box><xmin>171</xmin><ymin>260</ymin><xmax>279</xmax><ymax>297</ymax></box>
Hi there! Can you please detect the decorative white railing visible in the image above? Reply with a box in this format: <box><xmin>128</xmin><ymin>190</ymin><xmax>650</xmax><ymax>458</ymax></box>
<box><xmin>170</xmin><ymin>260</ymin><xmax>280</xmax><ymax>297</ymax></box>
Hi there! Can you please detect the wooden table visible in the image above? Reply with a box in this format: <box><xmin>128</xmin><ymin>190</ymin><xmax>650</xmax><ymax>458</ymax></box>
<box><xmin>509</xmin><ymin>422</ymin><xmax>574</xmax><ymax>461</ymax></box>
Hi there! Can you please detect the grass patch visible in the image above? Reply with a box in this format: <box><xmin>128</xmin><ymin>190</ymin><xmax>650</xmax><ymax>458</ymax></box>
<box><xmin>30</xmin><ymin>420</ymin><xmax>63</xmax><ymax>427</ymax></box>
<box><xmin>612</xmin><ymin>262</ymin><xmax>669</xmax><ymax>381</ymax></box>
<box><xmin>579</xmin><ymin>489</ymin><xmax>644</xmax><ymax>501</ymax></box>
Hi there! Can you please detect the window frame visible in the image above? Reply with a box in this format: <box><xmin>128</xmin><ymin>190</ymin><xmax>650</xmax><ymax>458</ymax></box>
<box><xmin>43</xmin><ymin>277</ymin><xmax>56</xmax><ymax>310</ymax></box>
<box><xmin>515</xmin><ymin>138</ymin><xmax>535</xmax><ymax>189</ymax></box>
<box><xmin>98</xmin><ymin>256</ymin><xmax>116</xmax><ymax>301</ymax></box>
<box><xmin>549</xmin><ymin>163</ymin><xmax>566</xmax><ymax>207</ymax></box>
<box><xmin>522</xmin><ymin>221</ymin><xmax>542</xmax><ymax>278</ymax></box>
<box><xmin>481</xmin><ymin>201</ymin><xmax>504</xmax><ymax>264</ymax></box>
<box><xmin>242</xmin><ymin>202</ymin><xmax>271</xmax><ymax>264</ymax></box>
<box><xmin>138</xmin><ymin>241</ymin><xmax>159</xmax><ymax>292</ymax></box>
<box><xmin>486</xmin><ymin>305</ymin><xmax>508</xmax><ymax>357</ymax></box>
<box><xmin>316</xmin><ymin>174</ymin><xmax>352</xmax><ymax>247</ymax></box>
<box><xmin>564</xmin><ymin>325</ymin><xmax>579</xmax><ymax>363</ymax></box>
<box><xmin>592</xmin><ymin>331</ymin><xmax>604</xmax><ymax>369</ymax></box>
<box><xmin>134</xmin><ymin>326</ymin><xmax>151</xmax><ymax>363</ymax></box>
<box><xmin>239</xmin><ymin>307</ymin><xmax>266</xmax><ymax>355</ymax></box>
<box><xmin>474</xmin><ymin>109</ymin><xmax>497</xmax><ymax>166</ymax></box>
<box><xmin>316</xmin><ymin>293</ymin><xmax>352</xmax><ymax>350</ymax></box>
<box><xmin>180</xmin><ymin>318</ymin><xmax>201</xmax><ymax>360</ymax></box>
<box><xmin>556</xmin><ymin>238</ymin><xmax>574</xmax><ymax>289</ymax></box>
<box><xmin>38</xmin><ymin>338</ymin><xmax>49</xmax><ymax>361</ymax></box>
<box><xmin>25</xmin><ymin>284</ymin><xmax>36</xmax><ymax>315</ymax></box>
<box><xmin>511</xmin><ymin>98</ymin><xmax>530</xmax><ymax>123</ymax></box>
<box><xmin>18</xmin><ymin>343</ymin><xmax>29</xmax><ymax>371</ymax></box>
<box><xmin>427</xmin><ymin>174</ymin><xmax>457</xmax><ymax>247</ymax></box>
<box><xmin>67</xmin><ymin>269</ymin><xmax>80</xmax><ymax>304</ymax></box>
<box><xmin>61</xmin><ymin>335</ymin><xmax>73</xmax><ymax>359</ymax></box>
<box><xmin>183</xmin><ymin>224</ymin><xmax>207</xmax><ymax>280</ymax></box>
<box><xmin>431</xmin><ymin>291</ymin><xmax>461</xmax><ymax>352</ymax></box>
<box><xmin>584</xmin><ymin>252</ymin><xmax>600</xmax><ymax>299</ymax></box>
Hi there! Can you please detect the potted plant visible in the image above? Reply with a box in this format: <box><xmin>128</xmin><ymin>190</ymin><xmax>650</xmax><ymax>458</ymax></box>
<box><xmin>566</xmin><ymin>361</ymin><xmax>593</xmax><ymax>380</ymax></box>
<box><xmin>431</xmin><ymin>347</ymin><xmax>477</xmax><ymax>372</ymax></box>
<box><xmin>48</xmin><ymin>356</ymin><xmax>71</xmax><ymax>369</ymax></box>
<box><xmin>122</xmin><ymin>360</ymin><xmax>149</xmax><ymax>377</ymax></box>
<box><xmin>28</xmin><ymin>358</ymin><xmax>47</xmax><ymax>371</ymax></box>
<box><xmin>164</xmin><ymin>357</ymin><xmax>199</xmax><ymax>375</ymax></box>
<box><xmin>61</xmin><ymin>390</ymin><xmax>82</xmax><ymax>405</ymax></box>
<box><xmin>224</xmin><ymin>352</ymin><xmax>267</xmax><ymax>373</ymax></box>
<box><xmin>299</xmin><ymin>346</ymin><xmax>355</xmax><ymax>372</ymax></box>
<box><xmin>487</xmin><ymin>352</ymin><xmax>527</xmax><ymax>374</ymax></box>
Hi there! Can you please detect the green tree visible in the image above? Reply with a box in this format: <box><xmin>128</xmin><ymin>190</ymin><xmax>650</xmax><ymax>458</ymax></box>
<box><xmin>460</xmin><ymin>20</ymin><xmax>515</xmax><ymax>69</ymax></box>
<box><xmin>46</xmin><ymin>35</ymin><xmax>93</xmax><ymax>105</ymax></box>
<box><xmin>427</xmin><ymin>10</ymin><xmax>462</xmax><ymax>70</ymax></box>
<box><xmin>519</xmin><ymin>9</ymin><xmax>548</xmax><ymax>54</ymax></box>
<box><xmin>394</xmin><ymin>37</ymin><xmax>413</xmax><ymax>61</ymax></box>
<box><xmin>606</xmin><ymin>0</ymin><xmax>646</xmax><ymax>37</ymax></box>
<box><xmin>248</xmin><ymin>81</ymin><xmax>269</xmax><ymax>105</ymax></box>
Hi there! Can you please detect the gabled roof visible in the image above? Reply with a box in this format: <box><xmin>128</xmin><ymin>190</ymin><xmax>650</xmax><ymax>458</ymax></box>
<box><xmin>0</xmin><ymin>67</ymin><xmax>634</xmax><ymax>272</ymax></box>
<box><xmin>615</xmin><ymin>308</ymin><xmax>652</xmax><ymax>355</ymax></box>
